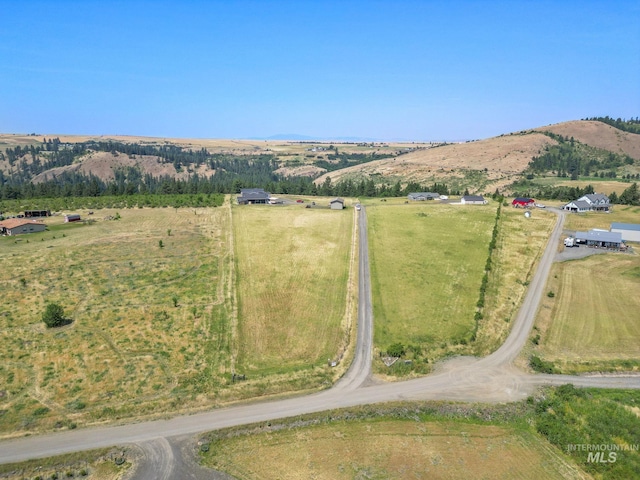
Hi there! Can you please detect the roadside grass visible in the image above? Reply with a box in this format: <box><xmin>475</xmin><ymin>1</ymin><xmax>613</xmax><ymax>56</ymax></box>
<box><xmin>0</xmin><ymin>204</ymin><xmax>234</xmax><ymax>436</ymax></box>
<box><xmin>473</xmin><ymin>206</ymin><xmax>557</xmax><ymax>355</ymax></box>
<box><xmin>0</xmin><ymin>447</ymin><xmax>133</xmax><ymax>480</ymax></box>
<box><xmin>564</xmin><ymin>206</ymin><xmax>640</xmax><ymax>232</ymax></box>
<box><xmin>532</xmin><ymin>386</ymin><xmax>640</xmax><ymax>480</ymax></box>
<box><xmin>533</xmin><ymin>254</ymin><xmax>640</xmax><ymax>373</ymax></box>
<box><xmin>199</xmin><ymin>401</ymin><xmax>587</xmax><ymax>480</ymax></box>
<box><xmin>232</xmin><ymin>202</ymin><xmax>354</xmax><ymax>382</ymax></box>
<box><xmin>366</xmin><ymin>202</ymin><xmax>496</xmax><ymax>370</ymax></box>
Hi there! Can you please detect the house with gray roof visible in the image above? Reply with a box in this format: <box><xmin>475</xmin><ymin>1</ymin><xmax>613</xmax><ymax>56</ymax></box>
<box><xmin>564</xmin><ymin>193</ymin><xmax>610</xmax><ymax>212</ymax></box>
<box><xmin>610</xmin><ymin>222</ymin><xmax>640</xmax><ymax>242</ymax></box>
<box><xmin>237</xmin><ymin>188</ymin><xmax>271</xmax><ymax>205</ymax></box>
<box><xmin>461</xmin><ymin>195</ymin><xmax>487</xmax><ymax>205</ymax></box>
<box><xmin>408</xmin><ymin>192</ymin><xmax>440</xmax><ymax>201</ymax></box>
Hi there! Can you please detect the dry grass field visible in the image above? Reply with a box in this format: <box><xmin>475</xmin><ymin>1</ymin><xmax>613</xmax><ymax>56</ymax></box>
<box><xmin>232</xmin><ymin>201</ymin><xmax>356</xmax><ymax>384</ymax></box>
<box><xmin>201</xmin><ymin>418</ymin><xmax>586</xmax><ymax>479</ymax></box>
<box><xmin>533</xmin><ymin>254</ymin><xmax>640</xmax><ymax>373</ymax></box>
<box><xmin>473</xmin><ymin>206</ymin><xmax>557</xmax><ymax>356</ymax></box>
<box><xmin>0</xmin><ymin>204</ymin><xmax>235</xmax><ymax>436</ymax></box>
<box><xmin>366</xmin><ymin>202</ymin><xmax>496</xmax><ymax>363</ymax></box>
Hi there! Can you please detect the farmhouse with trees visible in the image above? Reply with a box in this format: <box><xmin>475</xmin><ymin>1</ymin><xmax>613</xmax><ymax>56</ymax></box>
<box><xmin>563</xmin><ymin>193</ymin><xmax>610</xmax><ymax>212</ymax></box>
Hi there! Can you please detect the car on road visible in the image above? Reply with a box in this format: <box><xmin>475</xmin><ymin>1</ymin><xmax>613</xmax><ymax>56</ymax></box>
<box><xmin>355</xmin><ymin>204</ymin><xmax>361</xmax><ymax>211</ymax></box>
<box><xmin>535</xmin><ymin>203</ymin><xmax>546</xmax><ymax>208</ymax></box>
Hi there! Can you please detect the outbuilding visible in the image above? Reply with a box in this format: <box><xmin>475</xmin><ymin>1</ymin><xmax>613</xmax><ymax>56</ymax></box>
<box><xmin>575</xmin><ymin>230</ymin><xmax>623</xmax><ymax>249</ymax></box>
<box><xmin>330</xmin><ymin>198</ymin><xmax>345</xmax><ymax>210</ymax></box>
<box><xmin>0</xmin><ymin>218</ymin><xmax>47</xmax><ymax>236</ymax></box>
<box><xmin>24</xmin><ymin>209</ymin><xmax>51</xmax><ymax>218</ymax></box>
<box><xmin>461</xmin><ymin>195</ymin><xmax>487</xmax><ymax>205</ymax></box>
<box><xmin>237</xmin><ymin>188</ymin><xmax>271</xmax><ymax>205</ymax></box>
<box><xmin>610</xmin><ymin>222</ymin><xmax>640</xmax><ymax>243</ymax></box>
<box><xmin>512</xmin><ymin>197</ymin><xmax>535</xmax><ymax>208</ymax></box>
<box><xmin>64</xmin><ymin>214</ymin><xmax>81</xmax><ymax>223</ymax></box>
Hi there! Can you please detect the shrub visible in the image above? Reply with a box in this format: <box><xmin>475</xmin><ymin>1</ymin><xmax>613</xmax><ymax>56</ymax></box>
<box><xmin>42</xmin><ymin>303</ymin><xmax>67</xmax><ymax>328</ymax></box>
<box><xmin>386</xmin><ymin>343</ymin><xmax>405</xmax><ymax>358</ymax></box>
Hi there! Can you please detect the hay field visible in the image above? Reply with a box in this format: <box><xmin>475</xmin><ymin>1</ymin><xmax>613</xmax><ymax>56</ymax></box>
<box><xmin>233</xmin><ymin>203</ymin><xmax>355</xmax><ymax>378</ymax></box>
<box><xmin>474</xmin><ymin>206</ymin><xmax>557</xmax><ymax>355</ymax></box>
<box><xmin>535</xmin><ymin>254</ymin><xmax>640</xmax><ymax>372</ymax></box>
<box><xmin>202</xmin><ymin>418</ymin><xmax>585</xmax><ymax>480</ymax></box>
<box><xmin>0</xmin><ymin>204</ymin><xmax>234</xmax><ymax>436</ymax></box>
<box><xmin>367</xmin><ymin>203</ymin><xmax>496</xmax><ymax>359</ymax></box>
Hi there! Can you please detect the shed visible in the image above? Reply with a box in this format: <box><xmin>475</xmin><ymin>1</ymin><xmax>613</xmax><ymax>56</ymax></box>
<box><xmin>0</xmin><ymin>218</ymin><xmax>47</xmax><ymax>236</ymax></box>
<box><xmin>610</xmin><ymin>222</ymin><xmax>640</xmax><ymax>243</ymax></box>
<box><xmin>330</xmin><ymin>198</ymin><xmax>345</xmax><ymax>210</ymax></box>
<box><xmin>64</xmin><ymin>214</ymin><xmax>81</xmax><ymax>223</ymax></box>
<box><xmin>461</xmin><ymin>195</ymin><xmax>487</xmax><ymax>205</ymax></box>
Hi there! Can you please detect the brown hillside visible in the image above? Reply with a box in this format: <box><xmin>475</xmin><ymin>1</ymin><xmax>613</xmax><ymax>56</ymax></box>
<box><xmin>534</xmin><ymin>120</ymin><xmax>640</xmax><ymax>160</ymax></box>
<box><xmin>31</xmin><ymin>151</ymin><xmax>215</xmax><ymax>184</ymax></box>
<box><xmin>315</xmin><ymin>132</ymin><xmax>557</xmax><ymax>191</ymax></box>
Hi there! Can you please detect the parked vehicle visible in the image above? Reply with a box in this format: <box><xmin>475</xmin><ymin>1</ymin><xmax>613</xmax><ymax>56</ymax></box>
<box><xmin>564</xmin><ymin>237</ymin><xmax>576</xmax><ymax>247</ymax></box>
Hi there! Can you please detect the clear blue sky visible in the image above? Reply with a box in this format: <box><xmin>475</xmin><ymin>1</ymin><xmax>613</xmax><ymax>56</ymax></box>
<box><xmin>1</xmin><ymin>0</ymin><xmax>638</xmax><ymax>141</ymax></box>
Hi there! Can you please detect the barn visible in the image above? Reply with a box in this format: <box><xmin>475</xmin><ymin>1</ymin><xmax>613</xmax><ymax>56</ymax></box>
<box><xmin>575</xmin><ymin>230</ymin><xmax>623</xmax><ymax>249</ymax></box>
<box><xmin>24</xmin><ymin>209</ymin><xmax>51</xmax><ymax>218</ymax></box>
<box><xmin>0</xmin><ymin>218</ymin><xmax>47</xmax><ymax>236</ymax></box>
<box><xmin>512</xmin><ymin>197</ymin><xmax>535</xmax><ymax>208</ymax></box>
<box><xmin>610</xmin><ymin>223</ymin><xmax>640</xmax><ymax>243</ymax></box>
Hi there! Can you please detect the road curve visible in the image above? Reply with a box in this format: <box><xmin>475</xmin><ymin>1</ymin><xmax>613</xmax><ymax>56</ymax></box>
<box><xmin>2</xmin><ymin>205</ymin><xmax>639</xmax><ymax>466</ymax></box>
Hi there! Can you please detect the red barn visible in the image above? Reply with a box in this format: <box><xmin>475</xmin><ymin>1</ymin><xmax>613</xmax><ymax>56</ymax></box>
<box><xmin>512</xmin><ymin>197</ymin><xmax>535</xmax><ymax>208</ymax></box>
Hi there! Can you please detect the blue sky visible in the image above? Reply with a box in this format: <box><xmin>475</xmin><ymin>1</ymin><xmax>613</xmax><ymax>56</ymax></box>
<box><xmin>1</xmin><ymin>0</ymin><xmax>638</xmax><ymax>141</ymax></box>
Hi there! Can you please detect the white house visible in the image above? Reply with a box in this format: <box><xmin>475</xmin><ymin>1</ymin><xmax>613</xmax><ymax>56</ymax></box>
<box><xmin>461</xmin><ymin>195</ymin><xmax>487</xmax><ymax>205</ymax></box>
<box><xmin>564</xmin><ymin>193</ymin><xmax>610</xmax><ymax>212</ymax></box>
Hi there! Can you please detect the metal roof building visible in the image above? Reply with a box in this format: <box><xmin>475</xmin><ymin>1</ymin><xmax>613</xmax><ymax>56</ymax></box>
<box><xmin>575</xmin><ymin>230</ymin><xmax>623</xmax><ymax>249</ymax></box>
<box><xmin>610</xmin><ymin>222</ymin><xmax>640</xmax><ymax>242</ymax></box>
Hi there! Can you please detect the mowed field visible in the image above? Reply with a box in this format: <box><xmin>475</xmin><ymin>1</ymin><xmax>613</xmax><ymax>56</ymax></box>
<box><xmin>367</xmin><ymin>202</ymin><xmax>496</xmax><ymax>360</ymax></box>
<box><xmin>201</xmin><ymin>418</ymin><xmax>586</xmax><ymax>480</ymax></box>
<box><xmin>0</xmin><ymin>205</ymin><xmax>234</xmax><ymax>436</ymax></box>
<box><xmin>535</xmin><ymin>253</ymin><xmax>640</xmax><ymax>372</ymax></box>
<box><xmin>233</xmin><ymin>202</ymin><xmax>355</xmax><ymax>380</ymax></box>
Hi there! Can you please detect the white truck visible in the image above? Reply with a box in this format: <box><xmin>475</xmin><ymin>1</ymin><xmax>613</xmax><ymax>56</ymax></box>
<box><xmin>564</xmin><ymin>236</ymin><xmax>576</xmax><ymax>247</ymax></box>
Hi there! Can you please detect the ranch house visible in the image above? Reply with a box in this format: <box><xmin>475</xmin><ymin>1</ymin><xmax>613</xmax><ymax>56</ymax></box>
<box><xmin>408</xmin><ymin>192</ymin><xmax>440</xmax><ymax>201</ymax></box>
<box><xmin>512</xmin><ymin>197</ymin><xmax>535</xmax><ymax>208</ymax></box>
<box><xmin>610</xmin><ymin>222</ymin><xmax>640</xmax><ymax>243</ymax></box>
<box><xmin>0</xmin><ymin>218</ymin><xmax>47</xmax><ymax>236</ymax></box>
<box><xmin>237</xmin><ymin>188</ymin><xmax>271</xmax><ymax>205</ymax></box>
<box><xmin>330</xmin><ymin>198</ymin><xmax>345</xmax><ymax>210</ymax></box>
<box><xmin>461</xmin><ymin>195</ymin><xmax>487</xmax><ymax>205</ymax></box>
